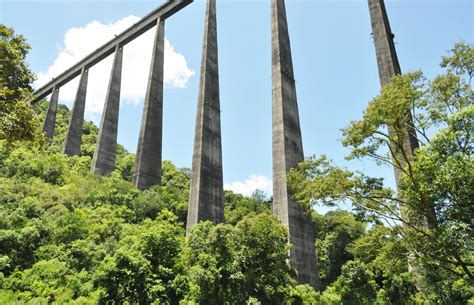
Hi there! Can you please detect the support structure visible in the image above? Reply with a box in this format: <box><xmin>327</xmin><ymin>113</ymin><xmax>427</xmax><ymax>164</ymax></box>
<box><xmin>369</xmin><ymin>0</ymin><xmax>438</xmax><ymax>227</ymax></box>
<box><xmin>369</xmin><ymin>0</ymin><xmax>402</xmax><ymax>84</ymax></box>
<box><xmin>186</xmin><ymin>0</ymin><xmax>224</xmax><ymax>234</ymax></box>
<box><xmin>133</xmin><ymin>19</ymin><xmax>165</xmax><ymax>190</ymax></box>
<box><xmin>32</xmin><ymin>1</ymin><xmax>192</xmax><ymax>179</ymax></box>
<box><xmin>43</xmin><ymin>86</ymin><xmax>60</xmax><ymax>140</ymax></box>
<box><xmin>368</xmin><ymin>0</ymin><xmax>419</xmax><ymax>186</ymax></box>
<box><xmin>91</xmin><ymin>45</ymin><xmax>123</xmax><ymax>176</ymax></box>
<box><xmin>368</xmin><ymin>0</ymin><xmax>436</xmax><ymax>293</ymax></box>
<box><xmin>271</xmin><ymin>0</ymin><xmax>319</xmax><ymax>289</ymax></box>
<box><xmin>63</xmin><ymin>67</ymin><xmax>88</xmax><ymax>156</ymax></box>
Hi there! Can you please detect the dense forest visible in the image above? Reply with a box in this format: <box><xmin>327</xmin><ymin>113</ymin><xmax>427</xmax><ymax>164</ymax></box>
<box><xmin>0</xmin><ymin>24</ymin><xmax>473</xmax><ymax>304</ymax></box>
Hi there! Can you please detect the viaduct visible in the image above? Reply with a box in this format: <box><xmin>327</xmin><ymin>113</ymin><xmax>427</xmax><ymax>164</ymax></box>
<box><xmin>32</xmin><ymin>0</ymin><xmax>408</xmax><ymax>290</ymax></box>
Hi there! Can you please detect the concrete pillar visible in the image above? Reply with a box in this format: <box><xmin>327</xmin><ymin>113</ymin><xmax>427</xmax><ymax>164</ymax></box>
<box><xmin>43</xmin><ymin>86</ymin><xmax>60</xmax><ymax>140</ymax></box>
<box><xmin>63</xmin><ymin>67</ymin><xmax>88</xmax><ymax>156</ymax></box>
<box><xmin>368</xmin><ymin>2</ymin><xmax>434</xmax><ymax>228</ymax></box>
<box><xmin>368</xmin><ymin>0</ymin><xmax>419</xmax><ymax>186</ymax></box>
<box><xmin>133</xmin><ymin>19</ymin><xmax>165</xmax><ymax>190</ymax></box>
<box><xmin>369</xmin><ymin>0</ymin><xmax>401</xmax><ymax>85</ymax></box>
<box><xmin>186</xmin><ymin>0</ymin><xmax>224</xmax><ymax>234</ymax></box>
<box><xmin>271</xmin><ymin>0</ymin><xmax>319</xmax><ymax>290</ymax></box>
<box><xmin>368</xmin><ymin>0</ymin><xmax>435</xmax><ymax>293</ymax></box>
<box><xmin>91</xmin><ymin>45</ymin><xmax>123</xmax><ymax>176</ymax></box>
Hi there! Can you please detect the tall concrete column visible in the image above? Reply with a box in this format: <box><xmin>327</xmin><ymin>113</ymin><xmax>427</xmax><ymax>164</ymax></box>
<box><xmin>368</xmin><ymin>0</ymin><xmax>436</xmax><ymax>293</ymax></box>
<box><xmin>133</xmin><ymin>19</ymin><xmax>165</xmax><ymax>190</ymax></box>
<box><xmin>43</xmin><ymin>86</ymin><xmax>60</xmax><ymax>140</ymax></box>
<box><xmin>91</xmin><ymin>45</ymin><xmax>123</xmax><ymax>176</ymax></box>
<box><xmin>369</xmin><ymin>0</ymin><xmax>436</xmax><ymax>230</ymax></box>
<box><xmin>63</xmin><ymin>67</ymin><xmax>88</xmax><ymax>156</ymax></box>
<box><xmin>271</xmin><ymin>0</ymin><xmax>319</xmax><ymax>290</ymax></box>
<box><xmin>368</xmin><ymin>0</ymin><xmax>419</xmax><ymax>186</ymax></box>
<box><xmin>186</xmin><ymin>0</ymin><xmax>224</xmax><ymax>234</ymax></box>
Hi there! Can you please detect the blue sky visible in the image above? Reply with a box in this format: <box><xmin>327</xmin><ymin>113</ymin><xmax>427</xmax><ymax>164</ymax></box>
<box><xmin>1</xmin><ymin>0</ymin><xmax>472</xmax><ymax>196</ymax></box>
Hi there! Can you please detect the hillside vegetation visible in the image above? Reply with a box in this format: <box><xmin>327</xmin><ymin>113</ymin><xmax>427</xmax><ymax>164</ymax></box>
<box><xmin>0</xmin><ymin>24</ymin><xmax>472</xmax><ymax>304</ymax></box>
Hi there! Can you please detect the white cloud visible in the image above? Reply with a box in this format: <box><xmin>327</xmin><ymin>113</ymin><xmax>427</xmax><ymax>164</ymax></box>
<box><xmin>224</xmin><ymin>175</ymin><xmax>273</xmax><ymax>197</ymax></box>
<box><xmin>34</xmin><ymin>15</ymin><xmax>194</xmax><ymax>118</ymax></box>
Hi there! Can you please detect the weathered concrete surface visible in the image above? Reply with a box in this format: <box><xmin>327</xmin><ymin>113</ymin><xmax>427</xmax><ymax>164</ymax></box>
<box><xmin>43</xmin><ymin>86</ymin><xmax>60</xmax><ymax>140</ymax></box>
<box><xmin>32</xmin><ymin>0</ymin><xmax>194</xmax><ymax>104</ymax></box>
<box><xmin>271</xmin><ymin>0</ymin><xmax>319</xmax><ymax>290</ymax></box>
<box><xmin>369</xmin><ymin>0</ymin><xmax>401</xmax><ymax>85</ymax></box>
<box><xmin>133</xmin><ymin>20</ymin><xmax>165</xmax><ymax>190</ymax></box>
<box><xmin>186</xmin><ymin>0</ymin><xmax>224</xmax><ymax>234</ymax></box>
<box><xmin>63</xmin><ymin>68</ymin><xmax>88</xmax><ymax>156</ymax></box>
<box><xmin>91</xmin><ymin>45</ymin><xmax>123</xmax><ymax>176</ymax></box>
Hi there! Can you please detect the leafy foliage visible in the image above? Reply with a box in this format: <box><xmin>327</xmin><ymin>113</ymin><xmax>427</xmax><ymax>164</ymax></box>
<box><xmin>182</xmin><ymin>214</ymin><xmax>292</xmax><ymax>304</ymax></box>
<box><xmin>0</xmin><ymin>24</ymin><xmax>42</xmax><ymax>146</ymax></box>
<box><xmin>313</xmin><ymin>211</ymin><xmax>365</xmax><ymax>289</ymax></box>
<box><xmin>224</xmin><ymin>189</ymin><xmax>272</xmax><ymax>225</ymax></box>
<box><xmin>289</xmin><ymin>42</ymin><xmax>474</xmax><ymax>303</ymax></box>
<box><xmin>0</xmin><ymin>24</ymin><xmax>35</xmax><ymax>102</ymax></box>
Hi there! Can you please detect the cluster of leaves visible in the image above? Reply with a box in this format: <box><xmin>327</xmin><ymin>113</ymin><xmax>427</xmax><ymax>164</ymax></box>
<box><xmin>182</xmin><ymin>214</ymin><xmax>292</xmax><ymax>304</ymax></box>
<box><xmin>224</xmin><ymin>189</ymin><xmax>272</xmax><ymax>225</ymax></box>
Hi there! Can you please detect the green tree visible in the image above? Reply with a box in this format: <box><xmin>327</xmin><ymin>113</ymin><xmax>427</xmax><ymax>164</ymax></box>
<box><xmin>313</xmin><ymin>211</ymin><xmax>366</xmax><ymax>289</ymax></box>
<box><xmin>182</xmin><ymin>213</ymin><xmax>293</xmax><ymax>304</ymax></box>
<box><xmin>94</xmin><ymin>212</ymin><xmax>184</xmax><ymax>304</ymax></box>
<box><xmin>322</xmin><ymin>261</ymin><xmax>378</xmax><ymax>305</ymax></box>
<box><xmin>350</xmin><ymin>225</ymin><xmax>417</xmax><ymax>304</ymax></box>
<box><xmin>129</xmin><ymin>161</ymin><xmax>190</xmax><ymax>224</ymax></box>
<box><xmin>0</xmin><ymin>24</ymin><xmax>35</xmax><ymax>102</ymax></box>
<box><xmin>288</xmin><ymin>42</ymin><xmax>473</xmax><ymax>302</ymax></box>
<box><xmin>0</xmin><ymin>24</ymin><xmax>42</xmax><ymax>145</ymax></box>
<box><xmin>287</xmin><ymin>284</ymin><xmax>321</xmax><ymax>305</ymax></box>
<box><xmin>224</xmin><ymin>189</ymin><xmax>272</xmax><ymax>225</ymax></box>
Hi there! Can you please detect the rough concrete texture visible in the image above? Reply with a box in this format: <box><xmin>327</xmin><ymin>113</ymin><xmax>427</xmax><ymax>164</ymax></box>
<box><xmin>133</xmin><ymin>20</ymin><xmax>165</xmax><ymax>190</ymax></box>
<box><xmin>369</xmin><ymin>0</ymin><xmax>401</xmax><ymax>85</ymax></box>
<box><xmin>63</xmin><ymin>68</ymin><xmax>88</xmax><ymax>156</ymax></box>
<box><xmin>368</xmin><ymin>0</ymin><xmax>419</xmax><ymax>186</ymax></box>
<box><xmin>91</xmin><ymin>45</ymin><xmax>123</xmax><ymax>176</ymax></box>
<box><xmin>186</xmin><ymin>0</ymin><xmax>224</xmax><ymax>235</ymax></box>
<box><xmin>271</xmin><ymin>0</ymin><xmax>319</xmax><ymax>290</ymax></box>
<box><xmin>43</xmin><ymin>86</ymin><xmax>60</xmax><ymax>140</ymax></box>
